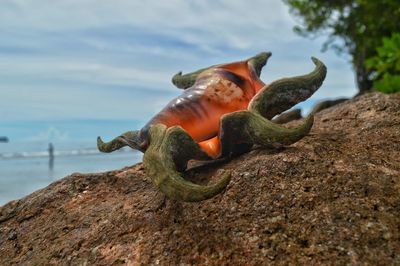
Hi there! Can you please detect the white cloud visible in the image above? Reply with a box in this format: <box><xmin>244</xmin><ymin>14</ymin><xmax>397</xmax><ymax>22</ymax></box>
<box><xmin>0</xmin><ymin>58</ymin><xmax>171</xmax><ymax>88</ymax></box>
<box><xmin>0</xmin><ymin>0</ymin><xmax>356</xmax><ymax>121</ymax></box>
<box><xmin>0</xmin><ymin>0</ymin><xmax>300</xmax><ymax>50</ymax></box>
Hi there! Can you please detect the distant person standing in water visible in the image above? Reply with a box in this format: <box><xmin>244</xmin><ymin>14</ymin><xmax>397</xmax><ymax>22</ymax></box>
<box><xmin>48</xmin><ymin>143</ymin><xmax>54</xmax><ymax>170</ymax></box>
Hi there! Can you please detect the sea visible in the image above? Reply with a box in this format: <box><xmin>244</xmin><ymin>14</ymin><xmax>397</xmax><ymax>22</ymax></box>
<box><xmin>0</xmin><ymin>120</ymin><xmax>144</xmax><ymax>206</ymax></box>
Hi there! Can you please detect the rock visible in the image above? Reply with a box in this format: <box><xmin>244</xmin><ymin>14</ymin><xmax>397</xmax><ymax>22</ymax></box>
<box><xmin>7</xmin><ymin>230</ymin><xmax>17</xmax><ymax>241</ymax></box>
<box><xmin>0</xmin><ymin>92</ymin><xmax>399</xmax><ymax>265</ymax></box>
<box><xmin>310</xmin><ymin>98</ymin><xmax>348</xmax><ymax>114</ymax></box>
<box><xmin>272</xmin><ymin>108</ymin><xmax>302</xmax><ymax>124</ymax></box>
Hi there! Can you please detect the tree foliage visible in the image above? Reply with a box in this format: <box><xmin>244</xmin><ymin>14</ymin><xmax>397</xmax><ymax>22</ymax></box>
<box><xmin>283</xmin><ymin>0</ymin><xmax>400</xmax><ymax>94</ymax></box>
<box><xmin>366</xmin><ymin>33</ymin><xmax>400</xmax><ymax>93</ymax></box>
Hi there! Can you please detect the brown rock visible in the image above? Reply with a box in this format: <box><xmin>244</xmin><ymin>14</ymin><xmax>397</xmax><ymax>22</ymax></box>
<box><xmin>272</xmin><ymin>108</ymin><xmax>302</xmax><ymax>124</ymax></box>
<box><xmin>310</xmin><ymin>98</ymin><xmax>349</xmax><ymax>115</ymax></box>
<box><xmin>1</xmin><ymin>92</ymin><xmax>399</xmax><ymax>265</ymax></box>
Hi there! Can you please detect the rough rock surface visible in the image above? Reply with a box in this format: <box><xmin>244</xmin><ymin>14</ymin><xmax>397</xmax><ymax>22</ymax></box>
<box><xmin>0</xmin><ymin>92</ymin><xmax>399</xmax><ymax>265</ymax></box>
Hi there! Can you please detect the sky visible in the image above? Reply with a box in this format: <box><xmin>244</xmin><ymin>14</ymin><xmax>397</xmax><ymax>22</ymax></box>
<box><xmin>0</xmin><ymin>0</ymin><xmax>356</xmax><ymax>125</ymax></box>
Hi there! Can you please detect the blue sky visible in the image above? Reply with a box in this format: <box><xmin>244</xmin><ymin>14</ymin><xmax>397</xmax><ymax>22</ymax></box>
<box><xmin>0</xmin><ymin>0</ymin><xmax>356</xmax><ymax>124</ymax></box>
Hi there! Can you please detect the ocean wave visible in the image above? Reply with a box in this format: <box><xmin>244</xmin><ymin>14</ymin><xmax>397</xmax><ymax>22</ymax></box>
<box><xmin>0</xmin><ymin>148</ymin><xmax>129</xmax><ymax>160</ymax></box>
